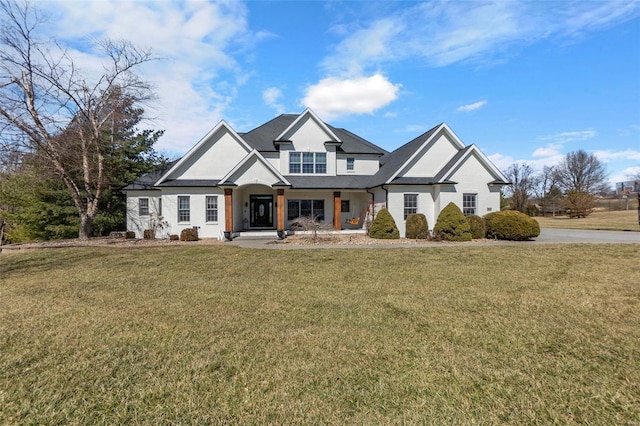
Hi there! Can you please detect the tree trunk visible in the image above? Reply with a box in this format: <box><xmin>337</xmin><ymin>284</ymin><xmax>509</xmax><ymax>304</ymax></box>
<box><xmin>79</xmin><ymin>214</ymin><xmax>93</xmax><ymax>240</ymax></box>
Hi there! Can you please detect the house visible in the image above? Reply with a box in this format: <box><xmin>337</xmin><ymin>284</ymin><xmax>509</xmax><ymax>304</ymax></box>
<box><xmin>123</xmin><ymin>109</ymin><xmax>509</xmax><ymax>239</ymax></box>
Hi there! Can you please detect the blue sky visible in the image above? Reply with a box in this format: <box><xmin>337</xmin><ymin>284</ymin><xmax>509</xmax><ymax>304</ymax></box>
<box><xmin>42</xmin><ymin>0</ymin><xmax>640</xmax><ymax>186</ymax></box>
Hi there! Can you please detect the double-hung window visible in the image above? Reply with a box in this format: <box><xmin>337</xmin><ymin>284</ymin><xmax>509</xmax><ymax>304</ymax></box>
<box><xmin>289</xmin><ymin>152</ymin><xmax>301</xmax><ymax>173</ymax></box>
<box><xmin>289</xmin><ymin>152</ymin><xmax>327</xmax><ymax>174</ymax></box>
<box><xmin>404</xmin><ymin>194</ymin><xmax>417</xmax><ymax>219</ymax></box>
<box><xmin>139</xmin><ymin>198</ymin><xmax>149</xmax><ymax>216</ymax></box>
<box><xmin>346</xmin><ymin>157</ymin><xmax>355</xmax><ymax>172</ymax></box>
<box><xmin>463</xmin><ymin>194</ymin><xmax>477</xmax><ymax>216</ymax></box>
<box><xmin>205</xmin><ymin>196</ymin><xmax>218</xmax><ymax>222</ymax></box>
<box><xmin>178</xmin><ymin>196</ymin><xmax>190</xmax><ymax>222</ymax></box>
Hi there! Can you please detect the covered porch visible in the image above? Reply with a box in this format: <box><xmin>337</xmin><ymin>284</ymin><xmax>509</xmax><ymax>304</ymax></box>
<box><xmin>221</xmin><ymin>184</ymin><xmax>370</xmax><ymax>240</ymax></box>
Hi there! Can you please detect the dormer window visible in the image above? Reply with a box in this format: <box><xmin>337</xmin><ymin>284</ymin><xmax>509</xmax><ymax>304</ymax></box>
<box><xmin>289</xmin><ymin>152</ymin><xmax>326</xmax><ymax>174</ymax></box>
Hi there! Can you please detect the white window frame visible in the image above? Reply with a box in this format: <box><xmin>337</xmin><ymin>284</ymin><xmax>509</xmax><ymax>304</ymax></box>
<box><xmin>404</xmin><ymin>194</ymin><xmax>418</xmax><ymax>219</ymax></box>
<box><xmin>205</xmin><ymin>196</ymin><xmax>218</xmax><ymax>223</ymax></box>
<box><xmin>346</xmin><ymin>157</ymin><xmax>355</xmax><ymax>172</ymax></box>
<box><xmin>463</xmin><ymin>193</ymin><xmax>477</xmax><ymax>216</ymax></box>
<box><xmin>289</xmin><ymin>152</ymin><xmax>327</xmax><ymax>174</ymax></box>
<box><xmin>178</xmin><ymin>196</ymin><xmax>190</xmax><ymax>223</ymax></box>
<box><xmin>139</xmin><ymin>198</ymin><xmax>149</xmax><ymax>216</ymax></box>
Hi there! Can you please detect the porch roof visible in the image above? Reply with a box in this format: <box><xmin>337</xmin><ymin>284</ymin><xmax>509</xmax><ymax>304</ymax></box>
<box><xmin>285</xmin><ymin>175</ymin><xmax>374</xmax><ymax>189</ymax></box>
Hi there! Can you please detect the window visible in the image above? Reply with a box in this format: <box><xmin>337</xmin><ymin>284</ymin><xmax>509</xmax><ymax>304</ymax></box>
<box><xmin>404</xmin><ymin>194</ymin><xmax>417</xmax><ymax>219</ymax></box>
<box><xmin>302</xmin><ymin>152</ymin><xmax>314</xmax><ymax>173</ymax></box>
<box><xmin>289</xmin><ymin>152</ymin><xmax>327</xmax><ymax>174</ymax></box>
<box><xmin>287</xmin><ymin>199</ymin><xmax>325</xmax><ymax>221</ymax></box>
<box><xmin>178</xmin><ymin>196</ymin><xmax>190</xmax><ymax>222</ymax></box>
<box><xmin>206</xmin><ymin>196</ymin><xmax>218</xmax><ymax>222</ymax></box>
<box><xmin>138</xmin><ymin>198</ymin><xmax>149</xmax><ymax>216</ymax></box>
<box><xmin>341</xmin><ymin>200</ymin><xmax>350</xmax><ymax>213</ymax></box>
<box><xmin>289</xmin><ymin>152</ymin><xmax>301</xmax><ymax>173</ymax></box>
<box><xmin>463</xmin><ymin>194</ymin><xmax>477</xmax><ymax>216</ymax></box>
<box><xmin>158</xmin><ymin>198</ymin><xmax>162</xmax><ymax>216</ymax></box>
<box><xmin>315</xmin><ymin>153</ymin><xmax>326</xmax><ymax>173</ymax></box>
<box><xmin>346</xmin><ymin>157</ymin><xmax>354</xmax><ymax>171</ymax></box>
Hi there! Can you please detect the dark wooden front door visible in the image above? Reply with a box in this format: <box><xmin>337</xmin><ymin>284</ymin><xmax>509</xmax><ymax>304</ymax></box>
<box><xmin>250</xmin><ymin>195</ymin><xmax>274</xmax><ymax>228</ymax></box>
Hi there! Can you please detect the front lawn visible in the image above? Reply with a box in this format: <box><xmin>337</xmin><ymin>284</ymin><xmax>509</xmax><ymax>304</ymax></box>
<box><xmin>535</xmin><ymin>209</ymin><xmax>639</xmax><ymax>231</ymax></box>
<box><xmin>1</xmin><ymin>245</ymin><xmax>638</xmax><ymax>424</ymax></box>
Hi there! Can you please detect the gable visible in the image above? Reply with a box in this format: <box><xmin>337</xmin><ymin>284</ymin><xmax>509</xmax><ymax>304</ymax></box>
<box><xmin>161</xmin><ymin>123</ymin><xmax>251</xmax><ymax>182</ymax></box>
<box><xmin>220</xmin><ymin>150</ymin><xmax>289</xmax><ymax>187</ymax></box>
<box><xmin>446</xmin><ymin>150</ymin><xmax>503</xmax><ymax>184</ymax></box>
<box><xmin>400</xmin><ymin>131</ymin><xmax>460</xmax><ymax>178</ymax></box>
<box><xmin>276</xmin><ymin>109</ymin><xmax>340</xmax><ymax>151</ymax></box>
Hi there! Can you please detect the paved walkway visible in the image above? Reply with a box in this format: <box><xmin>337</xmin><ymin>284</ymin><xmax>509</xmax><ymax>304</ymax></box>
<box><xmin>229</xmin><ymin>228</ymin><xmax>640</xmax><ymax>249</ymax></box>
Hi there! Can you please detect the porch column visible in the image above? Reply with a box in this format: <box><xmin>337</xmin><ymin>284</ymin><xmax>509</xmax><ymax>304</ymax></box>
<box><xmin>333</xmin><ymin>191</ymin><xmax>341</xmax><ymax>230</ymax></box>
<box><xmin>224</xmin><ymin>188</ymin><xmax>233</xmax><ymax>240</ymax></box>
<box><xmin>277</xmin><ymin>188</ymin><xmax>285</xmax><ymax>239</ymax></box>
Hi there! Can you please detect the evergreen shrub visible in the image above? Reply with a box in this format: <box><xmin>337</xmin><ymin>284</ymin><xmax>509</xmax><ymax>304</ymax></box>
<box><xmin>485</xmin><ymin>210</ymin><xmax>540</xmax><ymax>240</ymax></box>
<box><xmin>180</xmin><ymin>228</ymin><xmax>199</xmax><ymax>241</ymax></box>
<box><xmin>369</xmin><ymin>208</ymin><xmax>400</xmax><ymax>239</ymax></box>
<box><xmin>466</xmin><ymin>215</ymin><xmax>486</xmax><ymax>239</ymax></box>
<box><xmin>169</xmin><ymin>234</ymin><xmax>179</xmax><ymax>241</ymax></box>
<box><xmin>405</xmin><ymin>213</ymin><xmax>429</xmax><ymax>239</ymax></box>
<box><xmin>124</xmin><ymin>231</ymin><xmax>136</xmax><ymax>239</ymax></box>
<box><xmin>143</xmin><ymin>229</ymin><xmax>155</xmax><ymax>239</ymax></box>
<box><xmin>433</xmin><ymin>202</ymin><xmax>472</xmax><ymax>241</ymax></box>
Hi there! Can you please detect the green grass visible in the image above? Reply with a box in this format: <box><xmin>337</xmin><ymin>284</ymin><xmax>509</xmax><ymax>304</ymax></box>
<box><xmin>535</xmin><ymin>209</ymin><xmax>639</xmax><ymax>231</ymax></box>
<box><xmin>1</xmin><ymin>245</ymin><xmax>639</xmax><ymax>424</ymax></box>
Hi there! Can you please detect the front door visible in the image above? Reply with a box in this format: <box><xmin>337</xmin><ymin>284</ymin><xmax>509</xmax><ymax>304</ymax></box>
<box><xmin>250</xmin><ymin>195</ymin><xmax>274</xmax><ymax>228</ymax></box>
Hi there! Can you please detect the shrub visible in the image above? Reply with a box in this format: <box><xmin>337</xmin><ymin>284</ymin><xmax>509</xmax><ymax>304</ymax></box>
<box><xmin>180</xmin><ymin>228</ymin><xmax>199</xmax><ymax>242</ymax></box>
<box><xmin>433</xmin><ymin>202</ymin><xmax>472</xmax><ymax>241</ymax></box>
<box><xmin>124</xmin><ymin>231</ymin><xmax>136</xmax><ymax>239</ymax></box>
<box><xmin>466</xmin><ymin>215</ymin><xmax>486</xmax><ymax>239</ymax></box>
<box><xmin>369</xmin><ymin>208</ymin><xmax>399</xmax><ymax>239</ymax></box>
<box><xmin>405</xmin><ymin>213</ymin><xmax>429</xmax><ymax>239</ymax></box>
<box><xmin>143</xmin><ymin>229</ymin><xmax>155</xmax><ymax>239</ymax></box>
<box><xmin>485</xmin><ymin>210</ymin><xmax>540</xmax><ymax>241</ymax></box>
<box><xmin>169</xmin><ymin>234</ymin><xmax>179</xmax><ymax>241</ymax></box>
<box><xmin>563</xmin><ymin>191</ymin><xmax>594</xmax><ymax>218</ymax></box>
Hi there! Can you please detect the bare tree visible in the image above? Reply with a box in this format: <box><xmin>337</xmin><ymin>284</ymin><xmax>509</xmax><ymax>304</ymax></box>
<box><xmin>503</xmin><ymin>162</ymin><xmax>537</xmax><ymax>213</ymax></box>
<box><xmin>554</xmin><ymin>150</ymin><xmax>609</xmax><ymax>194</ymax></box>
<box><xmin>536</xmin><ymin>165</ymin><xmax>563</xmax><ymax>216</ymax></box>
<box><xmin>0</xmin><ymin>0</ymin><xmax>156</xmax><ymax>239</ymax></box>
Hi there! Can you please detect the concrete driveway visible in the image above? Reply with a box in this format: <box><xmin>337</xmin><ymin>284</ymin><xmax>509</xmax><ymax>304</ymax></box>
<box><xmin>534</xmin><ymin>228</ymin><xmax>640</xmax><ymax>244</ymax></box>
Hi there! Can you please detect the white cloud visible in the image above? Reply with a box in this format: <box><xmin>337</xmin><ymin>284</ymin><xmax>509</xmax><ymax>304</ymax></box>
<box><xmin>302</xmin><ymin>74</ymin><xmax>401</xmax><ymax>119</ymax></box>
<box><xmin>593</xmin><ymin>149</ymin><xmax>640</xmax><ymax>162</ymax></box>
<box><xmin>610</xmin><ymin>166</ymin><xmax>640</xmax><ymax>186</ymax></box>
<box><xmin>539</xmin><ymin>129</ymin><xmax>598</xmax><ymax>143</ymax></box>
<box><xmin>39</xmin><ymin>0</ymin><xmax>258</xmax><ymax>154</ymax></box>
<box><xmin>457</xmin><ymin>100</ymin><xmax>487</xmax><ymax>112</ymax></box>
<box><xmin>532</xmin><ymin>144</ymin><xmax>562</xmax><ymax>157</ymax></box>
<box><xmin>263</xmin><ymin>87</ymin><xmax>285</xmax><ymax>114</ymax></box>
<box><xmin>322</xmin><ymin>1</ymin><xmax>640</xmax><ymax>74</ymax></box>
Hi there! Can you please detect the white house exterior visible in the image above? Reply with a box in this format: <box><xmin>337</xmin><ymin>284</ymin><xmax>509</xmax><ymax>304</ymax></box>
<box><xmin>123</xmin><ymin>109</ymin><xmax>509</xmax><ymax>239</ymax></box>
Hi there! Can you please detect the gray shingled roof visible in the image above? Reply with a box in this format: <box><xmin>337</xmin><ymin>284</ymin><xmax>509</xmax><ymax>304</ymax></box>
<box><xmin>239</xmin><ymin>114</ymin><xmax>387</xmax><ymax>155</ymax></box>
<box><xmin>369</xmin><ymin>124</ymin><xmax>441</xmax><ymax>187</ymax></box>
<box><xmin>285</xmin><ymin>175</ymin><xmax>374</xmax><ymax>189</ymax></box>
<box><xmin>121</xmin><ymin>160</ymin><xmax>178</xmax><ymax>190</ymax></box>
<box><xmin>156</xmin><ymin>179</ymin><xmax>221</xmax><ymax>187</ymax></box>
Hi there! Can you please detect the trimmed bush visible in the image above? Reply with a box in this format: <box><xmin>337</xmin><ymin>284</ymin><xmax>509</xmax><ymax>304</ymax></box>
<box><xmin>405</xmin><ymin>213</ymin><xmax>429</xmax><ymax>239</ymax></box>
<box><xmin>180</xmin><ymin>228</ymin><xmax>199</xmax><ymax>242</ymax></box>
<box><xmin>485</xmin><ymin>210</ymin><xmax>540</xmax><ymax>241</ymax></box>
<box><xmin>466</xmin><ymin>215</ymin><xmax>486</xmax><ymax>239</ymax></box>
<box><xmin>369</xmin><ymin>208</ymin><xmax>400</xmax><ymax>239</ymax></box>
<box><xmin>169</xmin><ymin>234</ymin><xmax>179</xmax><ymax>241</ymax></box>
<box><xmin>433</xmin><ymin>202</ymin><xmax>472</xmax><ymax>241</ymax></box>
<box><xmin>124</xmin><ymin>231</ymin><xmax>136</xmax><ymax>239</ymax></box>
<box><xmin>143</xmin><ymin>229</ymin><xmax>155</xmax><ymax>239</ymax></box>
